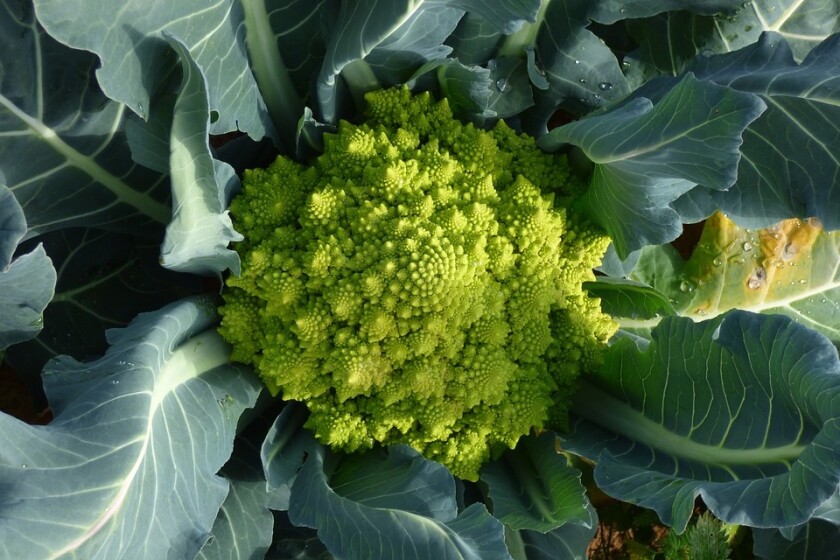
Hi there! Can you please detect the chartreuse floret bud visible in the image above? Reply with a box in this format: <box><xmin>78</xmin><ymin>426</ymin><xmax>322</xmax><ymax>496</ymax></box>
<box><xmin>219</xmin><ymin>87</ymin><xmax>617</xmax><ymax>480</ymax></box>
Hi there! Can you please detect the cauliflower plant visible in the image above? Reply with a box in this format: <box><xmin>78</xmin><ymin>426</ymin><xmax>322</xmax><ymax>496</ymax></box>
<box><xmin>219</xmin><ymin>87</ymin><xmax>617</xmax><ymax>480</ymax></box>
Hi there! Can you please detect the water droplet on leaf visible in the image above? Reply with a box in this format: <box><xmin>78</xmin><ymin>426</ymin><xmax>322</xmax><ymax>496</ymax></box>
<box><xmin>747</xmin><ymin>267</ymin><xmax>766</xmax><ymax>290</ymax></box>
<box><xmin>598</xmin><ymin>82</ymin><xmax>613</xmax><ymax>91</ymax></box>
<box><xmin>495</xmin><ymin>79</ymin><xmax>512</xmax><ymax>93</ymax></box>
<box><xmin>574</xmin><ymin>59</ymin><xmax>581</xmax><ymax>65</ymax></box>
<box><xmin>679</xmin><ymin>280</ymin><xmax>695</xmax><ymax>293</ymax></box>
<box><xmin>742</xmin><ymin>241</ymin><xmax>752</xmax><ymax>251</ymax></box>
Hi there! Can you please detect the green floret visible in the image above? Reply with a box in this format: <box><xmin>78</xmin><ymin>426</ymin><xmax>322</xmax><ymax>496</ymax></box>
<box><xmin>219</xmin><ymin>87</ymin><xmax>617</xmax><ymax>480</ymax></box>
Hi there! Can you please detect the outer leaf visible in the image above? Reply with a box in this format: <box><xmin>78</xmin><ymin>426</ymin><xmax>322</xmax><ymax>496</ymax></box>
<box><xmin>270</xmin><ymin>511</ymin><xmax>333</xmax><ymax>560</ymax></box>
<box><xmin>0</xmin><ymin>297</ymin><xmax>262</xmax><ymax>559</ymax></box>
<box><xmin>630</xmin><ymin>213</ymin><xmax>840</xmax><ymax>343</ymax></box>
<box><xmin>159</xmin><ymin>35</ymin><xmax>243</xmax><ymax>276</ymax></box>
<box><xmin>4</xmin><ymin>228</ymin><xmax>200</xmax><ymax>380</ymax></box>
<box><xmin>587</xmin><ymin>0</ymin><xmax>745</xmax><ymax>24</ymax></box>
<box><xmin>446</xmin><ymin>12</ymin><xmax>503</xmax><ymax>65</ymax></box>
<box><xmin>196</xmin><ymin>421</ymin><xmax>274</xmax><ymax>560</ymax></box>
<box><xmin>506</xmin><ymin>504</ymin><xmax>598</xmax><ymax>560</ymax></box>
<box><xmin>0</xmin><ymin>184</ymin><xmax>25</xmax><ymax>267</ymax></box>
<box><xmin>753</xmin><ymin>521</ymin><xmax>840</xmax><ymax>560</ymax></box>
<box><xmin>316</xmin><ymin>1</ymin><xmax>462</xmax><ymax>123</ymax></box>
<box><xmin>0</xmin><ymin>0</ymin><xmax>170</xmax><ymax>236</ymax></box>
<box><xmin>316</xmin><ymin>0</ymin><xmax>539</xmax><ymax>122</ymax></box>
<box><xmin>539</xmin><ymin>73</ymin><xmax>765</xmax><ymax>257</ymax></box>
<box><xmin>288</xmin><ymin>445</ymin><xmax>512</xmax><ymax>560</ymax></box>
<box><xmin>32</xmin><ymin>0</ymin><xmax>276</xmax><ymax>141</ymax></box>
<box><xmin>481</xmin><ymin>433</ymin><xmax>592</xmax><ymax>533</ymax></box>
<box><xmin>561</xmin><ymin>311</ymin><xmax>840</xmax><ymax>532</ymax></box>
<box><xmin>240</xmin><ymin>0</ymin><xmax>325</xmax><ymax>149</ymax></box>
<box><xmin>677</xmin><ymin>33</ymin><xmax>840</xmax><ymax>229</ymax></box>
<box><xmin>0</xmin><ymin>185</ymin><xmax>55</xmax><ymax>350</ymax></box>
<box><xmin>261</xmin><ymin>402</ymin><xmax>318</xmax><ymax>511</ymax></box>
<box><xmin>624</xmin><ymin>1</ymin><xmax>840</xmax><ymax>86</ymax></box>
<box><xmin>533</xmin><ymin>0</ymin><xmax>630</xmax><ymax>114</ymax></box>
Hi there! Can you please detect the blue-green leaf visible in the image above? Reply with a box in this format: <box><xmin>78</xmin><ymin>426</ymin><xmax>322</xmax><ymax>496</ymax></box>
<box><xmin>677</xmin><ymin>32</ymin><xmax>840</xmax><ymax>229</ymax></box>
<box><xmin>505</xmin><ymin>504</ymin><xmax>597</xmax><ymax>560</ymax></box>
<box><xmin>586</xmin><ymin>0</ymin><xmax>745</xmax><ymax>24</ymax></box>
<box><xmin>158</xmin><ymin>35</ymin><xmax>243</xmax><ymax>276</ymax></box>
<box><xmin>288</xmin><ymin>445</ymin><xmax>511</xmax><ymax>560</ymax></box>
<box><xmin>533</xmin><ymin>0</ymin><xmax>629</xmax><ymax>113</ymax></box>
<box><xmin>753</xmin><ymin>520</ymin><xmax>840</xmax><ymax>560</ymax></box>
<box><xmin>539</xmin><ymin>73</ymin><xmax>765</xmax><ymax>258</ymax></box>
<box><xmin>3</xmin><ymin>228</ymin><xmax>199</xmax><ymax>381</ymax></box>
<box><xmin>1</xmin><ymin>1</ymin><xmax>170</xmax><ymax>236</ymax></box>
<box><xmin>196</xmin><ymin>423</ymin><xmax>274</xmax><ymax>560</ymax></box>
<box><xmin>584</xmin><ymin>277</ymin><xmax>678</xmax><ymax>324</ymax></box>
<box><xmin>562</xmin><ymin>311</ymin><xmax>840</xmax><ymax>532</ymax></box>
<box><xmin>261</xmin><ymin>402</ymin><xmax>318</xmax><ymax>511</ymax></box>
<box><xmin>316</xmin><ymin>1</ymin><xmax>463</xmax><ymax>123</ymax></box>
<box><xmin>482</xmin><ymin>433</ymin><xmax>591</xmax><ymax>533</ymax></box>
<box><xmin>240</xmin><ymin>0</ymin><xmax>325</xmax><ymax>150</ymax></box>
<box><xmin>0</xmin><ymin>297</ymin><xmax>262</xmax><ymax>558</ymax></box>
<box><xmin>0</xmin><ymin>185</ymin><xmax>55</xmax><ymax>350</ymax></box>
<box><xmin>32</xmin><ymin>0</ymin><xmax>276</xmax><ymax>141</ymax></box>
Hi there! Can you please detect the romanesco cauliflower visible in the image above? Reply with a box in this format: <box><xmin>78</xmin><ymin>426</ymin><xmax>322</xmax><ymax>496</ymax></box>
<box><xmin>219</xmin><ymin>87</ymin><xmax>617</xmax><ymax>480</ymax></box>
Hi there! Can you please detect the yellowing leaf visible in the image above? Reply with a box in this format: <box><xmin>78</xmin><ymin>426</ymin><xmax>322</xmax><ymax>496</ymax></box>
<box><xmin>631</xmin><ymin>212</ymin><xmax>840</xmax><ymax>342</ymax></box>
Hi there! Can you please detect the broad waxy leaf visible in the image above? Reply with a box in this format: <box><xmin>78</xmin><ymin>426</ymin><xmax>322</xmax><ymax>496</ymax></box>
<box><xmin>3</xmin><ymin>228</ymin><xmax>200</xmax><ymax>381</ymax></box>
<box><xmin>0</xmin><ymin>185</ymin><xmax>55</xmax><ymax>350</ymax></box>
<box><xmin>562</xmin><ymin>311</ymin><xmax>840</xmax><ymax>532</ymax></box>
<box><xmin>532</xmin><ymin>0</ymin><xmax>630</xmax><ymax>114</ymax></box>
<box><xmin>623</xmin><ymin>213</ymin><xmax>840</xmax><ymax>343</ymax></box>
<box><xmin>32</xmin><ymin>0</ymin><xmax>276</xmax><ymax>141</ymax></box>
<box><xmin>481</xmin><ymin>433</ymin><xmax>592</xmax><ymax>533</ymax></box>
<box><xmin>625</xmin><ymin>0</ymin><xmax>840</xmax><ymax>86</ymax></box>
<box><xmin>505</xmin><ymin>504</ymin><xmax>598</xmax><ymax>560</ymax></box>
<box><xmin>158</xmin><ymin>35</ymin><xmax>243</xmax><ymax>276</ymax></box>
<box><xmin>261</xmin><ymin>402</ymin><xmax>318</xmax><ymax>511</ymax></box>
<box><xmin>0</xmin><ymin>0</ymin><xmax>170</xmax><ymax>236</ymax></box>
<box><xmin>0</xmin><ymin>247</ymin><xmax>54</xmax><ymax>350</ymax></box>
<box><xmin>288</xmin><ymin>445</ymin><xmax>512</xmax><ymax>560</ymax></box>
<box><xmin>753</xmin><ymin>520</ymin><xmax>840</xmax><ymax>560</ymax></box>
<box><xmin>586</xmin><ymin>0</ymin><xmax>745</xmax><ymax>24</ymax></box>
<box><xmin>0</xmin><ymin>297</ymin><xmax>262</xmax><ymax>558</ymax></box>
<box><xmin>196</xmin><ymin>421</ymin><xmax>274</xmax><ymax>560</ymax></box>
<box><xmin>539</xmin><ymin>73</ymin><xmax>765</xmax><ymax>257</ymax></box>
<box><xmin>316</xmin><ymin>0</ymin><xmax>540</xmax><ymax>123</ymax></box>
<box><xmin>675</xmin><ymin>33</ymin><xmax>840</xmax><ymax>229</ymax></box>
<box><xmin>240</xmin><ymin>0</ymin><xmax>325</xmax><ymax>149</ymax></box>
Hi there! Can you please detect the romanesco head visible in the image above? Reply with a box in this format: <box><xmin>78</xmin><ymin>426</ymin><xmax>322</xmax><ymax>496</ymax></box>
<box><xmin>219</xmin><ymin>87</ymin><xmax>617</xmax><ymax>480</ymax></box>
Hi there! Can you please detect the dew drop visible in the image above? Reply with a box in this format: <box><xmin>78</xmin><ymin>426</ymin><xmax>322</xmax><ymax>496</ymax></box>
<box><xmin>111</xmin><ymin>380</ymin><xmax>120</xmax><ymax>385</ymax></box>
<box><xmin>781</xmin><ymin>242</ymin><xmax>797</xmax><ymax>261</ymax></box>
<box><xmin>679</xmin><ymin>280</ymin><xmax>695</xmax><ymax>293</ymax></box>
<box><xmin>579</xmin><ymin>78</ymin><xmax>587</xmax><ymax>84</ymax></box>
<box><xmin>621</xmin><ymin>60</ymin><xmax>631</xmax><ymax>69</ymax></box>
<box><xmin>700</xmin><ymin>48</ymin><xmax>715</xmax><ymax>58</ymax></box>
<box><xmin>598</xmin><ymin>82</ymin><xmax>613</xmax><ymax>91</ymax></box>
<box><xmin>21</xmin><ymin>464</ymin><xmax>26</xmax><ymax>469</ymax></box>
<box><xmin>799</xmin><ymin>279</ymin><xmax>807</xmax><ymax>284</ymax></box>
<box><xmin>742</xmin><ymin>241</ymin><xmax>753</xmax><ymax>251</ymax></box>
<box><xmin>495</xmin><ymin>78</ymin><xmax>512</xmax><ymax>93</ymax></box>
<box><xmin>29</xmin><ymin>316</ymin><xmax>44</xmax><ymax>328</ymax></box>
<box><xmin>747</xmin><ymin>267</ymin><xmax>766</xmax><ymax>290</ymax></box>
<box><xmin>695</xmin><ymin>307</ymin><xmax>708</xmax><ymax>316</ymax></box>
<box><xmin>713</xmin><ymin>257</ymin><xmax>723</xmax><ymax>267</ymax></box>
<box><xmin>574</xmin><ymin>59</ymin><xmax>581</xmax><ymax>65</ymax></box>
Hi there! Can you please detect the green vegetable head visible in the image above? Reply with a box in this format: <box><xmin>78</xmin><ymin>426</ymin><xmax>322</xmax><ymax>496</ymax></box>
<box><xmin>219</xmin><ymin>87</ymin><xmax>616</xmax><ymax>480</ymax></box>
